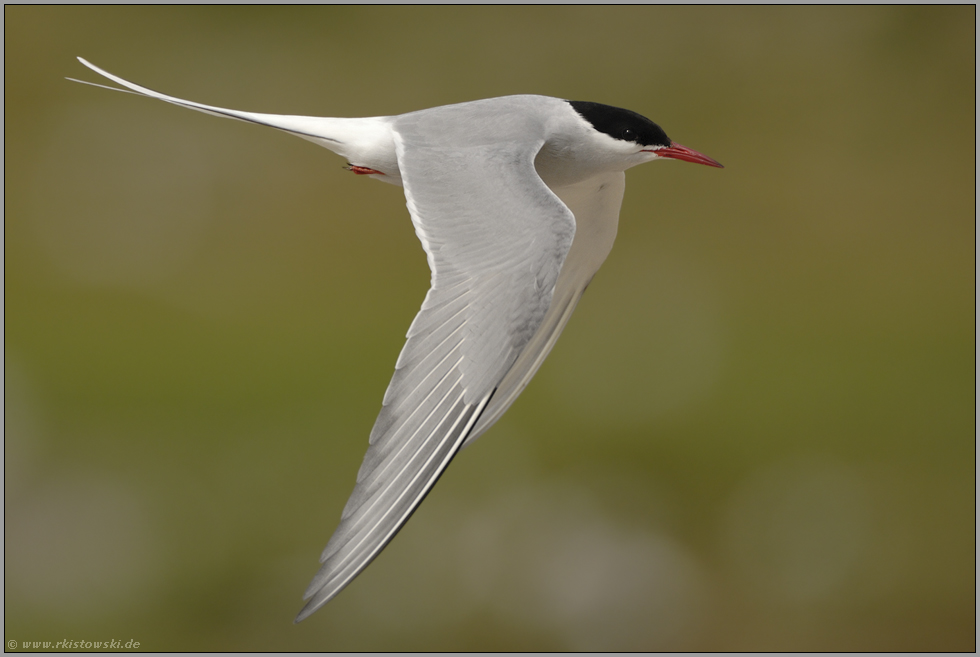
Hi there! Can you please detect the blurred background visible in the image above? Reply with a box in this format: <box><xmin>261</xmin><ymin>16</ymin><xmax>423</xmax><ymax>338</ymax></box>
<box><xmin>4</xmin><ymin>6</ymin><xmax>975</xmax><ymax>651</ymax></box>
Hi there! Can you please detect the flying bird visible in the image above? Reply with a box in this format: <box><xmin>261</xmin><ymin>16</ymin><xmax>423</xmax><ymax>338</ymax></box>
<box><xmin>71</xmin><ymin>57</ymin><xmax>723</xmax><ymax>622</ymax></box>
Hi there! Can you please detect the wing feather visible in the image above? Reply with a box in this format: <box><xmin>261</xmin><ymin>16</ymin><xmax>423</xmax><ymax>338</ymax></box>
<box><xmin>297</xmin><ymin>100</ymin><xmax>578</xmax><ymax>621</ymax></box>
<box><xmin>357</xmin><ymin>354</ymin><xmax>464</xmax><ymax>482</ymax></box>
<box><xmin>298</xmin><ymin>391</ymin><xmax>489</xmax><ymax>621</ymax></box>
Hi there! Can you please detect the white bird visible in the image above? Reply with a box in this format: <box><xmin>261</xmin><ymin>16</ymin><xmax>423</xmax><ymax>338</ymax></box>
<box><xmin>71</xmin><ymin>57</ymin><xmax>723</xmax><ymax>622</ymax></box>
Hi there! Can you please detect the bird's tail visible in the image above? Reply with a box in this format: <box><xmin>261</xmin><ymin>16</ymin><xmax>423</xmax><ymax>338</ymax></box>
<box><xmin>69</xmin><ymin>57</ymin><xmax>359</xmax><ymax>153</ymax></box>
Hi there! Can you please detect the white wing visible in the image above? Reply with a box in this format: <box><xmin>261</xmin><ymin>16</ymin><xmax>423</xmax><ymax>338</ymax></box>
<box><xmin>296</xmin><ymin>101</ymin><xmax>577</xmax><ymax>620</ymax></box>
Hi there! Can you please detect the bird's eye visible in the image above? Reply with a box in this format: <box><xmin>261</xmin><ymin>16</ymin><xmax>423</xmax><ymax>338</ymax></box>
<box><xmin>621</xmin><ymin>128</ymin><xmax>636</xmax><ymax>141</ymax></box>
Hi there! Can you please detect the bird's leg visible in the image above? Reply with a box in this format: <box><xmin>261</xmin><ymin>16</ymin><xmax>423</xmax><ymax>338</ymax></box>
<box><xmin>344</xmin><ymin>163</ymin><xmax>385</xmax><ymax>176</ymax></box>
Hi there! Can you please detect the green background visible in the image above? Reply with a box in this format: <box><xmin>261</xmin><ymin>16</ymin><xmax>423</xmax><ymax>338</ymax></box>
<box><xmin>5</xmin><ymin>6</ymin><xmax>974</xmax><ymax>651</ymax></box>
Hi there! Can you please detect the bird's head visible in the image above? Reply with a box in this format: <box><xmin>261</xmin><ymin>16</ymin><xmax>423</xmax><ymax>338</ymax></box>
<box><xmin>567</xmin><ymin>100</ymin><xmax>723</xmax><ymax>170</ymax></box>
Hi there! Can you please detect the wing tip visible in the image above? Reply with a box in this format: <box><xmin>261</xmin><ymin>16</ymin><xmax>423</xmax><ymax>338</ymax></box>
<box><xmin>294</xmin><ymin>597</ymin><xmax>324</xmax><ymax>624</ymax></box>
<box><xmin>295</xmin><ymin>578</ymin><xmax>330</xmax><ymax>622</ymax></box>
<box><xmin>295</xmin><ymin>391</ymin><xmax>497</xmax><ymax>621</ymax></box>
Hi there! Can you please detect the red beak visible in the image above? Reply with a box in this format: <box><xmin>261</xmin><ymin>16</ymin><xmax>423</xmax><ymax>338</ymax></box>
<box><xmin>645</xmin><ymin>142</ymin><xmax>723</xmax><ymax>168</ymax></box>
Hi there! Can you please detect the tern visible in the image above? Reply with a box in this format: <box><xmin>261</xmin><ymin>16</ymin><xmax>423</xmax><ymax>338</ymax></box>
<box><xmin>71</xmin><ymin>57</ymin><xmax>723</xmax><ymax>622</ymax></box>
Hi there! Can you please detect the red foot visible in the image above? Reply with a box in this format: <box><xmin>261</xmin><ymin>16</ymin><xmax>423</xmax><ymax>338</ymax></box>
<box><xmin>345</xmin><ymin>164</ymin><xmax>384</xmax><ymax>176</ymax></box>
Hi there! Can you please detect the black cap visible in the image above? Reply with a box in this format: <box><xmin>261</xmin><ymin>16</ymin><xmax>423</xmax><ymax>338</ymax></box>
<box><xmin>567</xmin><ymin>100</ymin><xmax>671</xmax><ymax>148</ymax></box>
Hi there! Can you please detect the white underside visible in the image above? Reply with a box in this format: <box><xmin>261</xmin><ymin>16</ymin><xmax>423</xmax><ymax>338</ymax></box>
<box><xmin>466</xmin><ymin>170</ymin><xmax>624</xmax><ymax>443</ymax></box>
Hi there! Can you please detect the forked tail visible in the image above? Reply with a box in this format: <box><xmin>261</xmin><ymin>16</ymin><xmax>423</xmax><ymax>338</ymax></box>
<box><xmin>69</xmin><ymin>57</ymin><xmax>353</xmax><ymax>151</ymax></box>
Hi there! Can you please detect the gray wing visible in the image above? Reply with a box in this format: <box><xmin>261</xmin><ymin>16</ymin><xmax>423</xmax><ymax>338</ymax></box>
<box><xmin>296</xmin><ymin>107</ymin><xmax>576</xmax><ymax>620</ymax></box>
